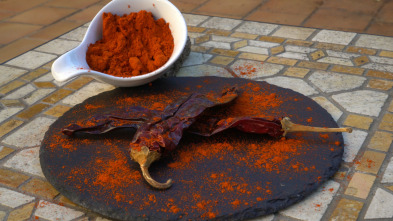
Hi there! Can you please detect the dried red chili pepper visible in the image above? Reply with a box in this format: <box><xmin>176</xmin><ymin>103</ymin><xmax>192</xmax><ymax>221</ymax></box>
<box><xmin>62</xmin><ymin>88</ymin><xmax>351</xmax><ymax>189</ymax></box>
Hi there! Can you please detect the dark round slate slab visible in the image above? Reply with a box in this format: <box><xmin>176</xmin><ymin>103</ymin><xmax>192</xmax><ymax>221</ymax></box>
<box><xmin>40</xmin><ymin>77</ymin><xmax>344</xmax><ymax>221</ymax></box>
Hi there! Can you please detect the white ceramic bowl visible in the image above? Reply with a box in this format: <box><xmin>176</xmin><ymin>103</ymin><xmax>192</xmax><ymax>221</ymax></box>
<box><xmin>51</xmin><ymin>0</ymin><xmax>187</xmax><ymax>87</ymax></box>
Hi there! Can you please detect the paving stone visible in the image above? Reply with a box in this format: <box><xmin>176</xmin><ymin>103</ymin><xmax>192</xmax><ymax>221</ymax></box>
<box><xmin>364</xmin><ymin>188</ymin><xmax>393</xmax><ymax>219</ymax></box>
<box><xmin>205</xmin><ymin>29</ymin><xmax>232</xmax><ymax>36</ymax></box>
<box><xmin>249</xmin><ymin>40</ymin><xmax>280</xmax><ymax>48</ymax></box>
<box><xmin>0</xmin><ymin>168</ymin><xmax>29</xmax><ymax>188</ymax></box>
<box><xmin>210</xmin><ymin>56</ymin><xmax>234</xmax><ymax>65</ymax></box>
<box><xmin>4</xmin><ymin>146</ymin><xmax>44</xmax><ymax>177</ymax></box>
<box><xmin>267</xmin><ymin>57</ymin><xmax>297</xmax><ymax>66</ymax></box>
<box><xmin>231</xmin><ymin>60</ymin><xmax>283</xmax><ymax>79</ymax></box>
<box><xmin>297</xmin><ymin>61</ymin><xmax>329</xmax><ymax>70</ymax></box>
<box><xmin>238</xmin><ymin>53</ymin><xmax>268</xmax><ymax>61</ymax></box>
<box><xmin>41</xmin><ymin>88</ymin><xmax>72</xmax><ymax>104</ymax></box>
<box><xmin>181</xmin><ymin>52</ymin><xmax>213</xmax><ymax>67</ymax></box>
<box><xmin>194</xmin><ymin>35</ymin><xmax>210</xmax><ymax>44</ymax></box>
<box><xmin>312</xmin><ymin>97</ymin><xmax>343</xmax><ymax>121</ymax></box>
<box><xmin>309</xmin><ymin>71</ymin><xmax>366</xmax><ymax>93</ymax></box>
<box><xmin>382</xmin><ymin>156</ymin><xmax>393</xmax><ymax>183</ymax></box>
<box><xmin>331</xmin><ymin>65</ymin><xmax>364</xmax><ymax>75</ymax></box>
<box><xmin>258</xmin><ymin>36</ymin><xmax>285</xmax><ymax>44</ymax></box>
<box><xmin>230</xmin><ymin>32</ymin><xmax>258</xmax><ymax>40</ymax></box>
<box><xmin>278</xmin><ymin>52</ymin><xmax>309</xmax><ymax>60</ymax></box>
<box><xmin>380</xmin><ymin>51</ymin><xmax>393</xmax><ymax>58</ymax></box>
<box><xmin>367</xmin><ymin>79</ymin><xmax>393</xmax><ymax>90</ymax></box>
<box><xmin>332</xmin><ymin>90</ymin><xmax>388</xmax><ymax>117</ymax></box>
<box><xmin>272</xmin><ymin>26</ymin><xmax>315</xmax><ymax>40</ymax></box>
<box><xmin>183</xmin><ymin>14</ymin><xmax>209</xmax><ymax>26</ymax></box>
<box><xmin>20</xmin><ymin>68</ymin><xmax>49</xmax><ymax>81</ymax></box>
<box><xmin>0</xmin><ymin>80</ymin><xmax>25</xmax><ymax>95</ymax></box>
<box><xmin>200</xmin><ymin>41</ymin><xmax>231</xmax><ymax>50</ymax></box>
<box><xmin>200</xmin><ymin>17</ymin><xmax>242</xmax><ymax>30</ymax></box>
<box><xmin>64</xmin><ymin>76</ymin><xmax>94</xmax><ymax>90</ymax></box>
<box><xmin>355</xmin><ymin>34</ymin><xmax>393</xmax><ymax>51</ymax></box>
<box><xmin>315</xmin><ymin>42</ymin><xmax>346</xmax><ymax>51</ymax></box>
<box><xmin>177</xmin><ymin>64</ymin><xmax>232</xmax><ymax>78</ymax></box>
<box><xmin>286</xmin><ymin>39</ymin><xmax>314</xmax><ymax>47</ymax></box>
<box><xmin>6</xmin><ymin>51</ymin><xmax>57</xmax><ymax>69</ymax></box>
<box><xmin>342</xmin><ymin>130</ymin><xmax>368</xmax><ymax>162</ymax></box>
<box><xmin>379</xmin><ymin>113</ymin><xmax>393</xmax><ymax>132</ymax></box>
<box><xmin>263</xmin><ymin>77</ymin><xmax>317</xmax><ymax>96</ymax></box>
<box><xmin>366</xmin><ymin>70</ymin><xmax>393</xmax><ymax>80</ymax></box>
<box><xmin>3</xmin><ymin>117</ymin><xmax>55</xmax><ymax>148</ymax></box>
<box><xmin>280</xmin><ymin>181</ymin><xmax>339</xmax><ymax>221</ymax></box>
<box><xmin>61</xmin><ymin>82</ymin><xmax>115</xmax><ymax>106</ymax></box>
<box><xmin>343</xmin><ymin>114</ymin><xmax>373</xmax><ymax>130</ymax></box>
<box><xmin>270</xmin><ymin>46</ymin><xmax>284</xmax><ymax>55</ymax></box>
<box><xmin>369</xmin><ymin>55</ymin><xmax>393</xmax><ymax>65</ymax></box>
<box><xmin>0</xmin><ymin>66</ymin><xmax>27</xmax><ymax>86</ymax></box>
<box><xmin>7</xmin><ymin>202</ymin><xmax>35</xmax><ymax>221</ymax></box>
<box><xmin>0</xmin><ymin>146</ymin><xmax>14</xmax><ymax>159</ymax></box>
<box><xmin>212</xmin><ymin>35</ymin><xmax>241</xmax><ymax>43</ymax></box>
<box><xmin>357</xmin><ymin>150</ymin><xmax>385</xmax><ymax>175</ymax></box>
<box><xmin>21</xmin><ymin>178</ymin><xmax>59</xmax><ymax>199</ymax></box>
<box><xmin>233</xmin><ymin>40</ymin><xmax>248</xmax><ymax>50</ymax></box>
<box><xmin>0</xmin><ymin>211</ymin><xmax>5</xmax><ymax>220</ymax></box>
<box><xmin>95</xmin><ymin>217</ymin><xmax>113</xmax><ymax>221</ymax></box>
<box><xmin>35</xmin><ymin>39</ymin><xmax>80</xmax><ymax>55</ymax></box>
<box><xmin>0</xmin><ymin>99</ymin><xmax>24</xmax><ymax>107</ymax></box>
<box><xmin>0</xmin><ymin>107</ymin><xmax>23</xmax><ymax>124</ymax></box>
<box><xmin>34</xmin><ymin>81</ymin><xmax>56</xmax><ymax>88</ymax></box>
<box><xmin>329</xmin><ymin>198</ymin><xmax>363</xmax><ymax>221</ymax></box>
<box><xmin>389</xmin><ymin>100</ymin><xmax>393</xmax><ymax>112</ymax></box>
<box><xmin>3</xmin><ymin>84</ymin><xmax>35</xmax><ymax>99</ymax></box>
<box><xmin>285</xmin><ymin>45</ymin><xmax>316</xmax><ymax>53</ymax></box>
<box><xmin>346</xmin><ymin>46</ymin><xmax>377</xmax><ymax>55</ymax></box>
<box><xmin>35</xmin><ymin>200</ymin><xmax>84</xmax><ymax>221</ymax></box>
<box><xmin>235</xmin><ymin>21</ymin><xmax>278</xmax><ymax>35</ymax></box>
<box><xmin>57</xmin><ymin>195</ymin><xmax>79</xmax><ymax>207</ymax></box>
<box><xmin>0</xmin><ymin>187</ymin><xmax>35</xmax><ymax>208</ymax></box>
<box><xmin>326</xmin><ymin>50</ymin><xmax>360</xmax><ymax>59</ymax></box>
<box><xmin>210</xmin><ymin>48</ymin><xmax>239</xmax><ymax>57</ymax></box>
<box><xmin>44</xmin><ymin>105</ymin><xmax>71</xmax><ymax>118</ymax></box>
<box><xmin>187</xmin><ymin>26</ymin><xmax>206</xmax><ymax>33</ymax></box>
<box><xmin>17</xmin><ymin>103</ymin><xmax>50</xmax><ymax>119</ymax></box>
<box><xmin>0</xmin><ymin>120</ymin><xmax>24</xmax><ymax>138</ymax></box>
<box><xmin>238</xmin><ymin>46</ymin><xmax>269</xmax><ymax>55</ymax></box>
<box><xmin>24</xmin><ymin>88</ymin><xmax>55</xmax><ymax>105</ymax></box>
<box><xmin>318</xmin><ymin>57</ymin><xmax>353</xmax><ymax>66</ymax></box>
<box><xmin>312</xmin><ymin>30</ymin><xmax>356</xmax><ymax>45</ymax></box>
<box><xmin>310</xmin><ymin>50</ymin><xmax>325</xmax><ymax>60</ymax></box>
<box><xmin>60</xmin><ymin>26</ymin><xmax>87</xmax><ymax>41</ymax></box>
<box><xmin>345</xmin><ymin>172</ymin><xmax>375</xmax><ymax>199</ymax></box>
<box><xmin>368</xmin><ymin>131</ymin><xmax>393</xmax><ymax>152</ymax></box>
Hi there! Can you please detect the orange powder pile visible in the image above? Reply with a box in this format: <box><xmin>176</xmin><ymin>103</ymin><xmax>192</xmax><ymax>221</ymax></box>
<box><xmin>86</xmin><ymin>10</ymin><xmax>174</xmax><ymax>77</ymax></box>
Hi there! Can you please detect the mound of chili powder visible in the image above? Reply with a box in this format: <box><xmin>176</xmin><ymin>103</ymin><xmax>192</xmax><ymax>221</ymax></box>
<box><xmin>86</xmin><ymin>10</ymin><xmax>174</xmax><ymax>77</ymax></box>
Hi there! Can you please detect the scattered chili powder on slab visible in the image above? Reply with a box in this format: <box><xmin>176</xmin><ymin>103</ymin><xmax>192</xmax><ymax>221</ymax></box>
<box><xmin>86</xmin><ymin>10</ymin><xmax>174</xmax><ymax>77</ymax></box>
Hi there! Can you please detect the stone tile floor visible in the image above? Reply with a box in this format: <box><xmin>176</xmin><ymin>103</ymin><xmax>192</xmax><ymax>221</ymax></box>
<box><xmin>0</xmin><ymin>13</ymin><xmax>393</xmax><ymax>221</ymax></box>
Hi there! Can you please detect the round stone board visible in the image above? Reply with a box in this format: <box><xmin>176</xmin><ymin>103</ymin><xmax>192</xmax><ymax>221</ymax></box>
<box><xmin>40</xmin><ymin>77</ymin><xmax>344</xmax><ymax>220</ymax></box>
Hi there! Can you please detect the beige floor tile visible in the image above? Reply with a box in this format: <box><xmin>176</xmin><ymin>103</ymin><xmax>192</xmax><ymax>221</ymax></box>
<box><xmin>66</xmin><ymin>5</ymin><xmax>103</xmax><ymax>22</ymax></box>
<box><xmin>0</xmin><ymin>38</ymin><xmax>46</xmax><ymax>64</ymax></box>
<box><xmin>170</xmin><ymin>0</ymin><xmax>208</xmax><ymax>13</ymax></box>
<box><xmin>345</xmin><ymin>172</ymin><xmax>375</xmax><ymax>199</ymax></box>
<box><xmin>0</xmin><ymin>10</ymin><xmax>14</xmax><ymax>20</ymax></box>
<box><xmin>30</xmin><ymin>20</ymin><xmax>85</xmax><ymax>41</ymax></box>
<box><xmin>357</xmin><ymin>151</ymin><xmax>386</xmax><ymax>174</ymax></box>
<box><xmin>196</xmin><ymin>0</ymin><xmax>261</xmax><ymax>19</ymax></box>
<box><xmin>0</xmin><ymin>23</ymin><xmax>41</xmax><ymax>45</ymax></box>
<box><xmin>7</xmin><ymin>6</ymin><xmax>76</xmax><ymax>25</ymax></box>
<box><xmin>0</xmin><ymin>0</ymin><xmax>47</xmax><ymax>13</ymax></box>
<box><xmin>44</xmin><ymin>0</ymin><xmax>101</xmax><ymax>9</ymax></box>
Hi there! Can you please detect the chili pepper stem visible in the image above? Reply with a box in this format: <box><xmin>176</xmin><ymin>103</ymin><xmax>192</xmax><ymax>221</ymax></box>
<box><xmin>280</xmin><ymin>117</ymin><xmax>352</xmax><ymax>137</ymax></box>
<box><xmin>130</xmin><ymin>146</ymin><xmax>173</xmax><ymax>189</ymax></box>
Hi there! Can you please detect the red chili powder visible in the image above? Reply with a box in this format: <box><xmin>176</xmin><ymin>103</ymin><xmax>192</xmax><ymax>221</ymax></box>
<box><xmin>86</xmin><ymin>11</ymin><xmax>174</xmax><ymax>77</ymax></box>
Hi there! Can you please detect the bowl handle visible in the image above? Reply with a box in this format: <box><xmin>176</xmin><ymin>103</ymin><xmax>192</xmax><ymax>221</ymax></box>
<box><xmin>51</xmin><ymin>48</ymin><xmax>86</xmax><ymax>82</ymax></box>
